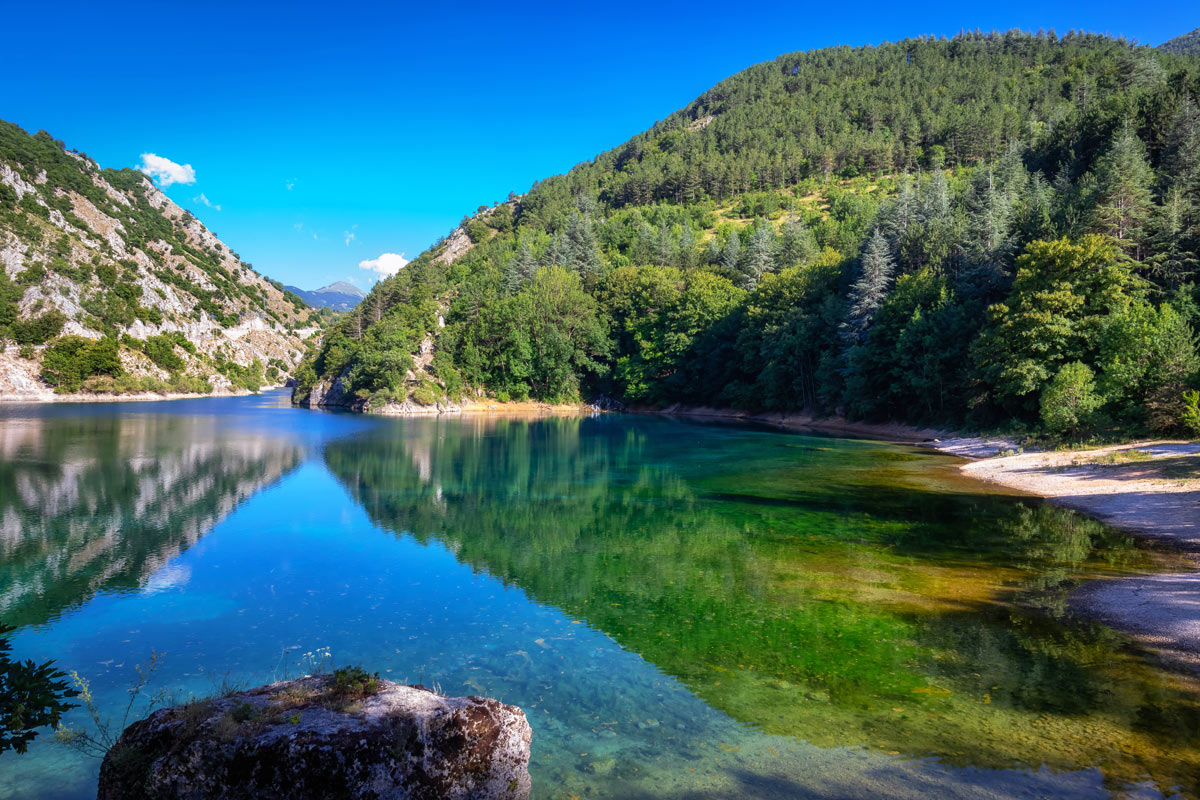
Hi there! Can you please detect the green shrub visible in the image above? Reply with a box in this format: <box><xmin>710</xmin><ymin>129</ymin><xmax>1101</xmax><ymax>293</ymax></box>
<box><xmin>464</xmin><ymin>218</ymin><xmax>491</xmax><ymax>244</ymax></box>
<box><xmin>1183</xmin><ymin>390</ymin><xmax>1200</xmax><ymax>438</ymax></box>
<box><xmin>141</xmin><ymin>335</ymin><xmax>185</xmax><ymax>372</ymax></box>
<box><xmin>10</xmin><ymin>310</ymin><xmax>65</xmax><ymax>345</ymax></box>
<box><xmin>410</xmin><ymin>381</ymin><xmax>440</xmax><ymax>406</ymax></box>
<box><xmin>331</xmin><ymin>666</ymin><xmax>379</xmax><ymax>701</ymax></box>
<box><xmin>1040</xmin><ymin>362</ymin><xmax>1102</xmax><ymax>436</ymax></box>
<box><xmin>40</xmin><ymin>336</ymin><xmax>122</xmax><ymax>392</ymax></box>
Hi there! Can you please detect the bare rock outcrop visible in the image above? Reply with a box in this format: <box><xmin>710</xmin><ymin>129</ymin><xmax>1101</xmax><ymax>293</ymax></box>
<box><xmin>96</xmin><ymin>675</ymin><xmax>532</xmax><ymax>800</ymax></box>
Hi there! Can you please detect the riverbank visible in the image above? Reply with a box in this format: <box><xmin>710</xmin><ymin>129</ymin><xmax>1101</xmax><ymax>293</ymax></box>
<box><xmin>933</xmin><ymin>439</ymin><xmax>1200</xmax><ymax>667</ymax></box>
<box><xmin>0</xmin><ymin>385</ymin><xmax>290</xmax><ymax>404</ymax></box>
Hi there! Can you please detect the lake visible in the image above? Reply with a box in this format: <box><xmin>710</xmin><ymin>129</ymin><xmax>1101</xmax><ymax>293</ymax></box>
<box><xmin>1</xmin><ymin>391</ymin><xmax>1198</xmax><ymax>799</ymax></box>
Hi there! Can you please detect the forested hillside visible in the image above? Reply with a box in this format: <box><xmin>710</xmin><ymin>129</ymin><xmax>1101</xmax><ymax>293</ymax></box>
<box><xmin>297</xmin><ymin>30</ymin><xmax>1200</xmax><ymax>438</ymax></box>
<box><xmin>0</xmin><ymin>122</ymin><xmax>319</xmax><ymax>397</ymax></box>
<box><xmin>1160</xmin><ymin>28</ymin><xmax>1200</xmax><ymax>56</ymax></box>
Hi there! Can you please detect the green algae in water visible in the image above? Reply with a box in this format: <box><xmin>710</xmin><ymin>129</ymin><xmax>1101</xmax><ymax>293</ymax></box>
<box><xmin>1</xmin><ymin>399</ymin><xmax>1198</xmax><ymax>799</ymax></box>
<box><xmin>326</xmin><ymin>415</ymin><xmax>1200</xmax><ymax>795</ymax></box>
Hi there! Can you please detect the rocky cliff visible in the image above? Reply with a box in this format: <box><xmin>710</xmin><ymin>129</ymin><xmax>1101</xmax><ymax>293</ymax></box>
<box><xmin>0</xmin><ymin>121</ymin><xmax>320</xmax><ymax>398</ymax></box>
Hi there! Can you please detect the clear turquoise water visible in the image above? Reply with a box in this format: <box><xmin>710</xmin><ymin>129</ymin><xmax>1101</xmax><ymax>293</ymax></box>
<box><xmin>1</xmin><ymin>392</ymin><xmax>1197</xmax><ymax>798</ymax></box>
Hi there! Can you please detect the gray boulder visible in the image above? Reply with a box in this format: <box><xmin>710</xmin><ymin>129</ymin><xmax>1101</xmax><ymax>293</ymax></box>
<box><xmin>97</xmin><ymin>675</ymin><xmax>531</xmax><ymax>800</ymax></box>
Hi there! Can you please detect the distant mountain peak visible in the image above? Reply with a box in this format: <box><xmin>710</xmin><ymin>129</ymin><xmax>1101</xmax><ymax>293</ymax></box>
<box><xmin>283</xmin><ymin>281</ymin><xmax>364</xmax><ymax>311</ymax></box>
<box><xmin>316</xmin><ymin>281</ymin><xmax>365</xmax><ymax>297</ymax></box>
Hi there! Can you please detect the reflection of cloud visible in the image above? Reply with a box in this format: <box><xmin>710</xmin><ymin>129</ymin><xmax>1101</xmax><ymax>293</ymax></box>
<box><xmin>142</xmin><ymin>563</ymin><xmax>192</xmax><ymax>594</ymax></box>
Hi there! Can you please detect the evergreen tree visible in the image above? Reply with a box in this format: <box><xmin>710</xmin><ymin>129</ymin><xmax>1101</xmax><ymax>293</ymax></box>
<box><xmin>543</xmin><ymin>231</ymin><xmax>567</xmax><ymax>269</ymax></box>
<box><xmin>1162</xmin><ymin>95</ymin><xmax>1200</xmax><ymax>200</ymax></box>
<box><xmin>654</xmin><ymin>223</ymin><xmax>675</xmax><ymax>267</ymax></box>
<box><xmin>776</xmin><ymin>215</ymin><xmax>818</xmax><ymax>269</ymax></box>
<box><xmin>678</xmin><ymin>225</ymin><xmax>697</xmax><ymax>269</ymax></box>
<box><xmin>562</xmin><ymin>212</ymin><xmax>603</xmax><ymax>275</ymax></box>
<box><xmin>721</xmin><ymin>230</ymin><xmax>743</xmax><ymax>272</ymax></box>
<box><xmin>503</xmin><ymin>237</ymin><xmax>538</xmax><ymax>294</ymax></box>
<box><xmin>1146</xmin><ymin>187</ymin><xmax>1200</xmax><ymax>288</ymax></box>
<box><xmin>743</xmin><ymin>219</ymin><xmax>776</xmax><ymax>290</ymax></box>
<box><xmin>1091</xmin><ymin>124</ymin><xmax>1155</xmax><ymax>257</ymax></box>
<box><xmin>841</xmin><ymin>229</ymin><xmax>895</xmax><ymax>344</ymax></box>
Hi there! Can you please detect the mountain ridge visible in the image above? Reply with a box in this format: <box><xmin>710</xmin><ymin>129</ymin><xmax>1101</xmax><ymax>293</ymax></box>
<box><xmin>0</xmin><ymin>121</ymin><xmax>321</xmax><ymax>398</ymax></box>
<box><xmin>1159</xmin><ymin>27</ymin><xmax>1200</xmax><ymax>55</ymax></box>
<box><xmin>283</xmin><ymin>280</ymin><xmax>365</xmax><ymax>311</ymax></box>
<box><xmin>295</xmin><ymin>30</ymin><xmax>1200</xmax><ymax>441</ymax></box>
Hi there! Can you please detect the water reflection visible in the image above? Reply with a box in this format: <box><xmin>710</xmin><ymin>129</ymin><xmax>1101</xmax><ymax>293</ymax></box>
<box><xmin>325</xmin><ymin>414</ymin><xmax>1200</xmax><ymax>794</ymax></box>
<box><xmin>0</xmin><ymin>413</ymin><xmax>303</xmax><ymax>628</ymax></box>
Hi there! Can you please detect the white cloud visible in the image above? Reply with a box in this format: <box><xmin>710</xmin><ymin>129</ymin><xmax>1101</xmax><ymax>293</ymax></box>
<box><xmin>138</xmin><ymin>153</ymin><xmax>196</xmax><ymax>187</ymax></box>
<box><xmin>359</xmin><ymin>252</ymin><xmax>408</xmax><ymax>277</ymax></box>
<box><xmin>286</xmin><ymin>179</ymin><xmax>296</xmax><ymax>191</ymax></box>
<box><xmin>193</xmin><ymin>192</ymin><xmax>221</xmax><ymax>211</ymax></box>
<box><xmin>343</xmin><ymin>224</ymin><xmax>358</xmax><ymax>247</ymax></box>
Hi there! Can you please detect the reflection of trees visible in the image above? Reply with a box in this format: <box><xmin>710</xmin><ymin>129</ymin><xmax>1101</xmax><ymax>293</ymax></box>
<box><xmin>324</xmin><ymin>415</ymin><xmax>1200</xmax><ymax>791</ymax></box>
<box><xmin>0</xmin><ymin>415</ymin><xmax>302</xmax><ymax>628</ymax></box>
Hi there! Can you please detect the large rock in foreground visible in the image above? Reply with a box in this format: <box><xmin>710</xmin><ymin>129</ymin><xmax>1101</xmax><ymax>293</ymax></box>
<box><xmin>97</xmin><ymin>675</ymin><xmax>532</xmax><ymax>800</ymax></box>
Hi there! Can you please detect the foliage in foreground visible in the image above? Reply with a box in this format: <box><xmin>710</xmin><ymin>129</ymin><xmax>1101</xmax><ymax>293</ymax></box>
<box><xmin>0</xmin><ymin>623</ymin><xmax>76</xmax><ymax>754</ymax></box>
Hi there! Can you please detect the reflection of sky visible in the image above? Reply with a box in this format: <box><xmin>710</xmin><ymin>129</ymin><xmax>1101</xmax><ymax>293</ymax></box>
<box><xmin>0</xmin><ymin>395</ymin><xmax>1163</xmax><ymax>799</ymax></box>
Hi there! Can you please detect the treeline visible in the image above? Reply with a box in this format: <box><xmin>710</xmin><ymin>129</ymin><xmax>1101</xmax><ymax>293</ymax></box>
<box><xmin>297</xmin><ymin>31</ymin><xmax>1200</xmax><ymax>438</ymax></box>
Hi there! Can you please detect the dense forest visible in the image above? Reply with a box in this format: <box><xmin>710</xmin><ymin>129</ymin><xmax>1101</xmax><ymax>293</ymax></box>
<box><xmin>297</xmin><ymin>31</ymin><xmax>1200</xmax><ymax>438</ymax></box>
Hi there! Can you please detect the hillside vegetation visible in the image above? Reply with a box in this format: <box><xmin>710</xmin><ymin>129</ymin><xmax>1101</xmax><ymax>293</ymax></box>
<box><xmin>1159</xmin><ymin>28</ymin><xmax>1200</xmax><ymax>56</ymax></box>
<box><xmin>297</xmin><ymin>31</ymin><xmax>1200</xmax><ymax>439</ymax></box>
<box><xmin>0</xmin><ymin>122</ymin><xmax>319</xmax><ymax>396</ymax></box>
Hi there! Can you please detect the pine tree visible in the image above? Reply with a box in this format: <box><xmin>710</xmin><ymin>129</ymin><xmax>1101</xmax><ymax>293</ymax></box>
<box><xmin>743</xmin><ymin>219</ymin><xmax>777</xmax><ymax>290</ymax></box>
<box><xmin>923</xmin><ymin>169</ymin><xmax>951</xmax><ymax>221</ymax></box>
<box><xmin>1147</xmin><ymin>187</ymin><xmax>1200</xmax><ymax>288</ymax></box>
<box><xmin>721</xmin><ymin>230</ymin><xmax>743</xmax><ymax>272</ymax></box>
<box><xmin>678</xmin><ymin>225</ymin><xmax>697</xmax><ymax>269</ymax></box>
<box><xmin>841</xmin><ymin>229</ymin><xmax>895</xmax><ymax>344</ymax></box>
<box><xmin>1162</xmin><ymin>95</ymin><xmax>1200</xmax><ymax>197</ymax></box>
<box><xmin>776</xmin><ymin>215</ymin><xmax>817</xmax><ymax>269</ymax></box>
<box><xmin>878</xmin><ymin>174</ymin><xmax>916</xmax><ymax>248</ymax></box>
<box><xmin>1092</xmin><ymin>124</ymin><xmax>1154</xmax><ymax>258</ymax></box>
<box><xmin>562</xmin><ymin>212</ymin><xmax>602</xmax><ymax>275</ymax></box>
<box><xmin>504</xmin><ymin>237</ymin><xmax>538</xmax><ymax>294</ymax></box>
<box><xmin>543</xmin><ymin>232</ymin><xmax>567</xmax><ymax>268</ymax></box>
<box><xmin>654</xmin><ymin>223</ymin><xmax>675</xmax><ymax>267</ymax></box>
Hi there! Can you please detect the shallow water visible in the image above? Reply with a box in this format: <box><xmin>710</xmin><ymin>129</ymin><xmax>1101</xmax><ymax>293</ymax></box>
<box><xmin>1</xmin><ymin>392</ymin><xmax>1198</xmax><ymax>798</ymax></box>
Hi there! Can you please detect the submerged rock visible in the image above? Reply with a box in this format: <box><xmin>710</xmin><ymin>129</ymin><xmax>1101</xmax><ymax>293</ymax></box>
<box><xmin>97</xmin><ymin>675</ymin><xmax>531</xmax><ymax>800</ymax></box>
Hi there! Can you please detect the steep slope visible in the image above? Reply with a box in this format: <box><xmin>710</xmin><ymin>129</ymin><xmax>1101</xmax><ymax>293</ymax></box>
<box><xmin>296</xmin><ymin>31</ymin><xmax>1200</xmax><ymax>438</ymax></box>
<box><xmin>1159</xmin><ymin>27</ymin><xmax>1200</xmax><ymax>55</ymax></box>
<box><xmin>284</xmin><ymin>280</ymin><xmax>365</xmax><ymax>311</ymax></box>
<box><xmin>0</xmin><ymin>121</ymin><xmax>320</xmax><ymax>398</ymax></box>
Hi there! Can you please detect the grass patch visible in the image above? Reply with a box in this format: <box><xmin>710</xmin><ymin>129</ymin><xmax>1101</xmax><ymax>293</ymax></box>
<box><xmin>1087</xmin><ymin>449</ymin><xmax>1155</xmax><ymax>466</ymax></box>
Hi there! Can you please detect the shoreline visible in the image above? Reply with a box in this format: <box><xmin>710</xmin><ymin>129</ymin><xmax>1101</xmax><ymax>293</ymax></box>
<box><xmin>927</xmin><ymin>438</ymin><xmax>1200</xmax><ymax>667</ymax></box>
<box><xmin>0</xmin><ymin>385</ymin><xmax>290</xmax><ymax>405</ymax></box>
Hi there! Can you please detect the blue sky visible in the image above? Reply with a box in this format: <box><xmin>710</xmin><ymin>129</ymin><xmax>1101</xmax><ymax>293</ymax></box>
<box><xmin>1</xmin><ymin>1</ymin><xmax>1193</xmax><ymax>290</ymax></box>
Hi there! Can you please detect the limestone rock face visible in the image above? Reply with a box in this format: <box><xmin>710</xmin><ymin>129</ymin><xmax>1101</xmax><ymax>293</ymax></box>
<box><xmin>298</xmin><ymin>366</ymin><xmax>354</xmax><ymax>408</ymax></box>
<box><xmin>97</xmin><ymin>676</ymin><xmax>532</xmax><ymax>800</ymax></box>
